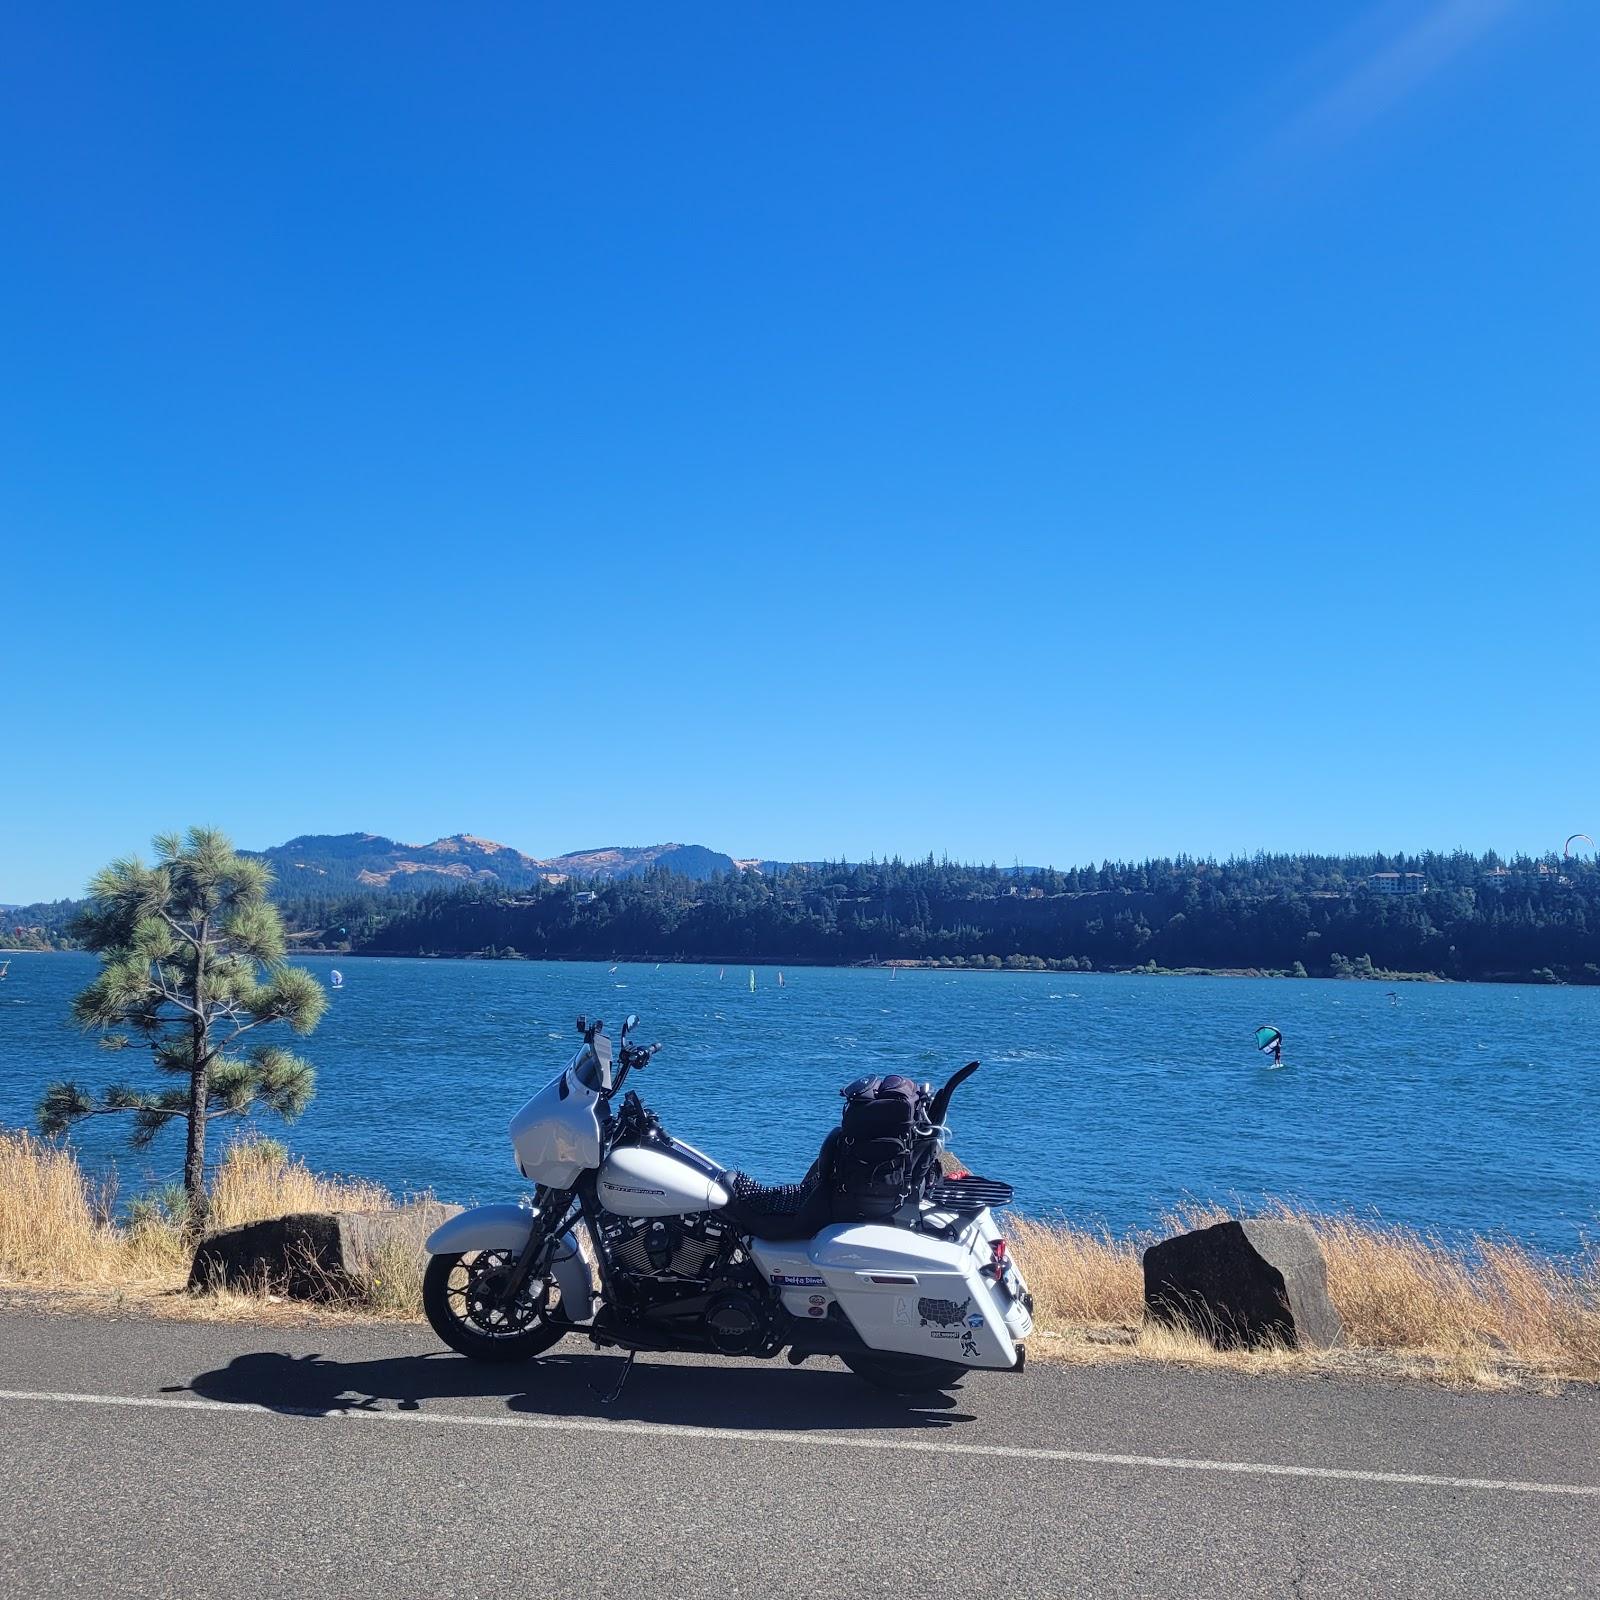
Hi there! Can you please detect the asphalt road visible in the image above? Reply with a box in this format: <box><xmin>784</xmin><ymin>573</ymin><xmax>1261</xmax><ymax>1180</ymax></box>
<box><xmin>1</xmin><ymin>1310</ymin><xmax>1596</xmax><ymax>1599</ymax></box>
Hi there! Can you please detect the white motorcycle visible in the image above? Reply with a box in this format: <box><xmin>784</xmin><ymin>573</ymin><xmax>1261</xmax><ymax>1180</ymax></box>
<box><xmin>422</xmin><ymin>1013</ymin><xmax>1032</xmax><ymax>1394</ymax></box>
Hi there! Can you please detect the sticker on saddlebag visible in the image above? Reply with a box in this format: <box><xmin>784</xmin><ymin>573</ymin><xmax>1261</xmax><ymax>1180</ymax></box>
<box><xmin>917</xmin><ymin>1296</ymin><xmax>972</xmax><ymax>1328</ymax></box>
<box><xmin>770</xmin><ymin>1274</ymin><xmax>826</xmax><ymax>1288</ymax></box>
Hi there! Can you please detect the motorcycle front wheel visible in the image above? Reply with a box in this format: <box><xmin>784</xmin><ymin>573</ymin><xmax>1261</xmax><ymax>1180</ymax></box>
<box><xmin>840</xmin><ymin>1353</ymin><xmax>966</xmax><ymax>1393</ymax></box>
<box><xmin>423</xmin><ymin>1249</ymin><xmax>570</xmax><ymax>1363</ymax></box>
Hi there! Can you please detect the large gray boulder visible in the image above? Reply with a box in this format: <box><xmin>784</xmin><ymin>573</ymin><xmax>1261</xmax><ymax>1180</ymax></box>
<box><xmin>1142</xmin><ymin>1218</ymin><xmax>1344</xmax><ymax>1350</ymax></box>
<box><xmin>188</xmin><ymin>1201</ymin><xmax>460</xmax><ymax>1299</ymax></box>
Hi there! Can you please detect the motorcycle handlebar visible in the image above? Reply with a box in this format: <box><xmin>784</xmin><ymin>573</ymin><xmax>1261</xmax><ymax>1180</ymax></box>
<box><xmin>608</xmin><ymin>1040</ymin><xmax>661</xmax><ymax>1097</ymax></box>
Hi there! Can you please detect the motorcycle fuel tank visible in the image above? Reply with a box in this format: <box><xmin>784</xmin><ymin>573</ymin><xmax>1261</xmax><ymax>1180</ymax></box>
<box><xmin>598</xmin><ymin>1145</ymin><xmax>731</xmax><ymax>1218</ymax></box>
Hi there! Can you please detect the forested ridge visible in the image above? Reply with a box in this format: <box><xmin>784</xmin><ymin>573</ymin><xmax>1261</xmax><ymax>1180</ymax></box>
<box><xmin>329</xmin><ymin>851</ymin><xmax>1598</xmax><ymax>983</ymax></box>
<box><xmin>11</xmin><ymin>850</ymin><xmax>1598</xmax><ymax>982</ymax></box>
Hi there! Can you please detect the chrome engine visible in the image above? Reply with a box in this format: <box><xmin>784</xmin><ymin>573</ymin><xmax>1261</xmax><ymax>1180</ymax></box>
<box><xmin>601</xmin><ymin>1210</ymin><xmax>734</xmax><ymax>1288</ymax></box>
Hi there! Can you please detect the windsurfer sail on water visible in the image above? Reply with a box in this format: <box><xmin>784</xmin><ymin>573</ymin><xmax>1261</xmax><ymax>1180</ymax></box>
<box><xmin>1254</xmin><ymin>1024</ymin><xmax>1283</xmax><ymax>1066</ymax></box>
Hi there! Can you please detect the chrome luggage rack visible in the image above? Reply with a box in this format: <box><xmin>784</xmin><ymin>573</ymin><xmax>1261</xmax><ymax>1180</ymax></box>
<box><xmin>925</xmin><ymin>1175</ymin><xmax>1014</xmax><ymax>1211</ymax></box>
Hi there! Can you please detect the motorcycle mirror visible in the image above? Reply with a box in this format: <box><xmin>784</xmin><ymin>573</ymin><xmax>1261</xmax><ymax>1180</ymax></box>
<box><xmin>623</xmin><ymin>1013</ymin><xmax>639</xmax><ymax>1037</ymax></box>
<box><xmin>575</xmin><ymin>1015</ymin><xmax>588</xmax><ymax>1035</ymax></box>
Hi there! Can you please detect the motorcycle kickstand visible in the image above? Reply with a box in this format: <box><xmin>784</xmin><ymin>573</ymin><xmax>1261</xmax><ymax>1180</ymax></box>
<box><xmin>590</xmin><ymin>1348</ymin><xmax>638</xmax><ymax>1405</ymax></box>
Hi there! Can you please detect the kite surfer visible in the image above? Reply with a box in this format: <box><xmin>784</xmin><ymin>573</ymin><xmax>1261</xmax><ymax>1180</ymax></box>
<box><xmin>1254</xmin><ymin>1024</ymin><xmax>1284</xmax><ymax>1066</ymax></box>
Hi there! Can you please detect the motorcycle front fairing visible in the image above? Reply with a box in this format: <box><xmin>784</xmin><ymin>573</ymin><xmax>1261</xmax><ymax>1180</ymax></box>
<box><xmin>508</xmin><ymin>1046</ymin><xmax>607</xmax><ymax>1187</ymax></box>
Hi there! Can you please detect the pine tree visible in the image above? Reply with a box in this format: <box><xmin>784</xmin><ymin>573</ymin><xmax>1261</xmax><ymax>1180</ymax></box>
<box><xmin>39</xmin><ymin>827</ymin><xmax>326</xmax><ymax>1228</ymax></box>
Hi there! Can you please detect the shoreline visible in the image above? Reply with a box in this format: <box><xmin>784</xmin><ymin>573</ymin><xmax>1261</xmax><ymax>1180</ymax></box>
<box><xmin>14</xmin><ymin>944</ymin><xmax>1588</xmax><ymax>987</ymax></box>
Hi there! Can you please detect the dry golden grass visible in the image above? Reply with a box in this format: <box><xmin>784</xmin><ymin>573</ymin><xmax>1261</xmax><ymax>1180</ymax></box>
<box><xmin>207</xmin><ymin>1135</ymin><xmax>392</xmax><ymax>1229</ymax></box>
<box><xmin>204</xmin><ymin>1137</ymin><xmax>424</xmax><ymax>1316</ymax></box>
<box><xmin>0</xmin><ymin>1128</ymin><xmax>187</xmax><ymax>1288</ymax></box>
<box><xmin>0</xmin><ymin>1129</ymin><xmax>415</xmax><ymax>1316</ymax></box>
<box><xmin>4</xmin><ymin>1126</ymin><xmax>1597</xmax><ymax>1385</ymax></box>
<box><xmin>1007</xmin><ymin>1215</ymin><xmax>1142</xmax><ymax>1326</ymax></box>
<box><xmin>1315</xmin><ymin>1211</ymin><xmax>1600</xmax><ymax>1377</ymax></box>
<box><xmin>1015</xmin><ymin>1204</ymin><xmax>1600</xmax><ymax>1386</ymax></box>
<box><xmin>353</xmin><ymin>1234</ymin><xmax>427</xmax><ymax>1317</ymax></box>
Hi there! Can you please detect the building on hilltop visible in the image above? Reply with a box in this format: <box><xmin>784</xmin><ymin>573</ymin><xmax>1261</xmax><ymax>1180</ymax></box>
<box><xmin>1368</xmin><ymin>872</ymin><xmax>1426</xmax><ymax>896</ymax></box>
<box><xmin>1479</xmin><ymin>864</ymin><xmax>1569</xmax><ymax>890</ymax></box>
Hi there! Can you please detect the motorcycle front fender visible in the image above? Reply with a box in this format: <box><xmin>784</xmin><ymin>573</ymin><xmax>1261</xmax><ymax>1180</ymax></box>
<box><xmin>426</xmin><ymin>1203</ymin><xmax>533</xmax><ymax>1255</ymax></box>
<box><xmin>425</xmin><ymin>1204</ymin><xmax>593</xmax><ymax>1324</ymax></box>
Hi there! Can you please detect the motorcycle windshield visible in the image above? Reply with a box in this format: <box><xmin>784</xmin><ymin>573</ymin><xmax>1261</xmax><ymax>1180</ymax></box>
<box><xmin>571</xmin><ymin>1036</ymin><xmax>613</xmax><ymax>1093</ymax></box>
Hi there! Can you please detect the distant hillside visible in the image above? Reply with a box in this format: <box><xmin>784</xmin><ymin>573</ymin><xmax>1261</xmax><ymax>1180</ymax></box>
<box><xmin>540</xmin><ymin>843</ymin><xmax>736</xmax><ymax>881</ymax></box>
<box><xmin>251</xmin><ymin>833</ymin><xmax>548</xmax><ymax>893</ymax></box>
<box><xmin>1</xmin><ymin>897</ymin><xmax>82</xmax><ymax>950</ymax></box>
<box><xmin>250</xmin><ymin>833</ymin><xmax>737</xmax><ymax>893</ymax></box>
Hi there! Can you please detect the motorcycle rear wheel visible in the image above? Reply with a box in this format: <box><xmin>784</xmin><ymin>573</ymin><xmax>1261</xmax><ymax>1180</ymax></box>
<box><xmin>840</xmin><ymin>1353</ymin><xmax>967</xmax><ymax>1393</ymax></box>
<box><xmin>423</xmin><ymin>1249</ymin><xmax>569</xmax><ymax>1363</ymax></box>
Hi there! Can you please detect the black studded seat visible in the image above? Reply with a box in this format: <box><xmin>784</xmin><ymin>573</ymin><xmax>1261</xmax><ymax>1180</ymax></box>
<box><xmin>719</xmin><ymin>1130</ymin><xmax>839</xmax><ymax>1242</ymax></box>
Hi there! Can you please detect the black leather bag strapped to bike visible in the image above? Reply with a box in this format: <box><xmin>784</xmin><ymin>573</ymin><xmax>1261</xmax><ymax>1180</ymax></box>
<box><xmin>831</xmin><ymin>1074</ymin><xmax>923</xmax><ymax>1222</ymax></box>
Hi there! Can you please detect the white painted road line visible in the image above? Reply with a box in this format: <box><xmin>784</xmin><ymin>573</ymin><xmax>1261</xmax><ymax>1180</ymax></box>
<box><xmin>1</xmin><ymin>1387</ymin><xmax>1596</xmax><ymax>1499</ymax></box>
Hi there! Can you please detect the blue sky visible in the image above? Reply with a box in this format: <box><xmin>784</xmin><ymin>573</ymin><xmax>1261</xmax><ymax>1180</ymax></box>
<box><xmin>3</xmin><ymin>2</ymin><xmax>1597</xmax><ymax>902</ymax></box>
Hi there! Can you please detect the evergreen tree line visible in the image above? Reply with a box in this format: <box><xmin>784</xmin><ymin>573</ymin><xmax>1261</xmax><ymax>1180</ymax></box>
<box><xmin>15</xmin><ymin>850</ymin><xmax>1597</xmax><ymax>980</ymax></box>
<box><xmin>328</xmin><ymin>851</ymin><xmax>1600</xmax><ymax>983</ymax></box>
